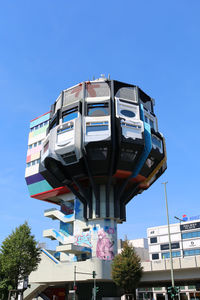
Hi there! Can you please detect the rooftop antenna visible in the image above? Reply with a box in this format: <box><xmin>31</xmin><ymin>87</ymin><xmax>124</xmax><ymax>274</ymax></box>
<box><xmin>108</xmin><ymin>74</ymin><xmax>110</xmax><ymax>80</ymax></box>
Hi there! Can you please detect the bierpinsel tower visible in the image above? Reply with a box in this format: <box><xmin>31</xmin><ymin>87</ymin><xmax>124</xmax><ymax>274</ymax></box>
<box><xmin>25</xmin><ymin>76</ymin><xmax>166</xmax><ymax>298</ymax></box>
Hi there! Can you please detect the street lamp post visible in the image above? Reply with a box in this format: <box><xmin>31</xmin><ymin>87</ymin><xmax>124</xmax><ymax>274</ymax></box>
<box><xmin>74</xmin><ymin>266</ymin><xmax>76</xmax><ymax>300</ymax></box>
<box><xmin>174</xmin><ymin>216</ymin><xmax>185</xmax><ymax>258</ymax></box>
<box><xmin>162</xmin><ymin>182</ymin><xmax>175</xmax><ymax>289</ymax></box>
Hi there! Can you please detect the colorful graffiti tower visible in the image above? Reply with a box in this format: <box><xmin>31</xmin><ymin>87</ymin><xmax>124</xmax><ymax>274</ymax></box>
<box><xmin>25</xmin><ymin>76</ymin><xmax>166</xmax><ymax>294</ymax></box>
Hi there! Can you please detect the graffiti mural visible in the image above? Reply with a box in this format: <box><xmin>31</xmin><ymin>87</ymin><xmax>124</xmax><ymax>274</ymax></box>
<box><xmin>74</xmin><ymin>232</ymin><xmax>92</xmax><ymax>248</ymax></box>
<box><xmin>96</xmin><ymin>229</ymin><xmax>114</xmax><ymax>260</ymax></box>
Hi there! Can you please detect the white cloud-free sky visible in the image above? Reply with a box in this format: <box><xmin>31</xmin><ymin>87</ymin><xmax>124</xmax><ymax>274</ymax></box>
<box><xmin>0</xmin><ymin>0</ymin><xmax>200</xmax><ymax>247</ymax></box>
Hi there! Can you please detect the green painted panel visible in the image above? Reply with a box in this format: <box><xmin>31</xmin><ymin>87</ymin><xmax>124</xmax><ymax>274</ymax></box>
<box><xmin>33</xmin><ymin>125</ymin><xmax>48</xmax><ymax>137</ymax></box>
<box><xmin>28</xmin><ymin>180</ymin><xmax>52</xmax><ymax>196</ymax></box>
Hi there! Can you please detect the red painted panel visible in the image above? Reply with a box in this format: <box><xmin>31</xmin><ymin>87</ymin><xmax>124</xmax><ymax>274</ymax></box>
<box><xmin>113</xmin><ymin>170</ymin><xmax>132</xmax><ymax>178</ymax></box>
<box><xmin>30</xmin><ymin>111</ymin><xmax>51</xmax><ymax>122</ymax></box>
<box><xmin>26</xmin><ymin>155</ymin><xmax>31</xmax><ymax>163</ymax></box>
<box><xmin>31</xmin><ymin>186</ymin><xmax>70</xmax><ymax>201</ymax></box>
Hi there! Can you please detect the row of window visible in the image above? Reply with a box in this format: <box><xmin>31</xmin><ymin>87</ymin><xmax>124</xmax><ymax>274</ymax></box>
<box><xmin>28</xmin><ymin>140</ymin><xmax>42</xmax><ymax>149</ymax></box>
<box><xmin>162</xmin><ymin>251</ymin><xmax>181</xmax><ymax>259</ymax></box>
<box><xmin>50</xmin><ymin>103</ymin><xmax>156</xmax><ymax>131</ymax></box>
<box><xmin>184</xmin><ymin>248</ymin><xmax>200</xmax><ymax>256</ymax></box>
<box><xmin>182</xmin><ymin>231</ymin><xmax>200</xmax><ymax>239</ymax></box>
<box><xmin>26</xmin><ymin>158</ymin><xmax>41</xmax><ymax>168</ymax></box>
<box><xmin>152</xmin><ymin>248</ymin><xmax>200</xmax><ymax>260</ymax></box>
<box><xmin>30</xmin><ymin>121</ymin><xmax>48</xmax><ymax>132</ymax></box>
<box><xmin>150</xmin><ymin>230</ymin><xmax>200</xmax><ymax>244</ymax></box>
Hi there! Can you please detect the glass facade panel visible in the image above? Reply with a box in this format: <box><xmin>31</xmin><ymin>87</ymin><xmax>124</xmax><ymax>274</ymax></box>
<box><xmin>182</xmin><ymin>231</ymin><xmax>200</xmax><ymax>239</ymax></box>
<box><xmin>183</xmin><ymin>249</ymin><xmax>200</xmax><ymax>256</ymax></box>
<box><xmin>162</xmin><ymin>251</ymin><xmax>181</xmax><ymax>259</ymax></box>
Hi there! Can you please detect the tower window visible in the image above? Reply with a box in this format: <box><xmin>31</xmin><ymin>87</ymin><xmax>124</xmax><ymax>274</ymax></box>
<box><xmin>87</xmin><ymin>103</ymin><xmax>109</xmax><ymax>117</ymax></box>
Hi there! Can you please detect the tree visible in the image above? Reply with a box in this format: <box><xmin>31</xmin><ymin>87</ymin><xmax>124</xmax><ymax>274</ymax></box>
<box><xmin>0</xmin><ymin>222</ymin><xmax>41</xmax><ymax>300</ymax></box>
<box><xmin>111</xmin><ymin>240</ymin><xmax>143</xmax><ymax>300</ymax></box>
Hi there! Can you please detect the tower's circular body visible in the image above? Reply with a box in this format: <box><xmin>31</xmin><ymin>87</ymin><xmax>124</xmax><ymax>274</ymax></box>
<box><xmin>34</xmin><ymin>77</ymin><xmax>167</xmax><ymax>221</ymax></box>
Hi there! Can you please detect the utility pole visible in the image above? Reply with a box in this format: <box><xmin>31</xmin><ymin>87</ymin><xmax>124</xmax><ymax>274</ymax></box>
<box><xmin>93</xmin><ymin>271</ymin><xmax>96</xmax><ymax>300</ymax></box>
<box><xmin>174</xmin><ymin>216</ymin><xmax>185</xmax><ymax>258</ymax></box>
<box><xmin>162</xmin><ymin>182</ymin><xmax>175</xmax><ymax>290</ymax></box>
<box><xmin>74</xmin><ymin>266</ymin><xmax>76</xmax><ymax>300</ymax></box>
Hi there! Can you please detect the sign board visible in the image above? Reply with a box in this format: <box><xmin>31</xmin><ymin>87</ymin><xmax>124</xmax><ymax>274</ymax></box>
<box><xmin>180</xmin><ymin>222</ymin><xmax>200</xmax><ymax>231</ymax></box>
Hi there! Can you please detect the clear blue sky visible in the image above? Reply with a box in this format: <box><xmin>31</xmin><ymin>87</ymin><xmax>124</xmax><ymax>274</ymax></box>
<box><xmin>0</xmin><ymin>0</ymin><xmax>200</xmax><ymax>247</ymax></box>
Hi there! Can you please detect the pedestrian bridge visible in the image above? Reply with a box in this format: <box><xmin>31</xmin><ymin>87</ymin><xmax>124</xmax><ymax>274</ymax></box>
<box><xmin>24</xmin><ymin>251</ymin><xmax>200</xmax><ymax>299</ymax></box>
<box><xmin>141</xmin><ymin>255</ymin><xmax>200</xmax><ymax>286</ymax></box>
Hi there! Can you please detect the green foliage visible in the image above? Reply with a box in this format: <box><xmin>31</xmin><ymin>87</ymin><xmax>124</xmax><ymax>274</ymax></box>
<box><xmin>0</xmin><ymin>222</ymin><xmax>41</xmax><ymax>299</ymax></box>
<box><xmin>111</xmin><ymin>240</ymin><xmax>143</xmax><ymax>296</ymax></box>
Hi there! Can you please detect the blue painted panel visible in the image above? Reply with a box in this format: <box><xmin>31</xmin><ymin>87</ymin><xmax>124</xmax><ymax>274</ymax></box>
<box><xmin>30</xmin><ymin>113</ymin><xmax>50</xmax><ymax>129</ymax></box>
<box><xmin>131</xmin><ymin>121</ymin><xmax>152</xmax><ymax>178</ymax></box>
<box><xmin>28</xmin><ymin>180</ymin><xmax>52</xmax><ymax>196</ymax></box>
<box><xmin>140</xmin><ymin>103</ymin><xmax>145</xmax><ymax>121</ymax></box>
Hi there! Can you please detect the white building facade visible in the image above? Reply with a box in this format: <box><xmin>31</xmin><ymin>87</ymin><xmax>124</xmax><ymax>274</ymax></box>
<box><xmin>147</xmin><ymin>218</ymin><xmax>200</xmax><ymax>261</ymax></box>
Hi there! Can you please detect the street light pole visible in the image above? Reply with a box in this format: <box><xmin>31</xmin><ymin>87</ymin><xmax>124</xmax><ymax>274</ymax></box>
<box><xmin>162</xmin><ymin>182</ymin><xmax>175</xmax><ymax>289</ymax></box>
<box><xmin>74</xmin><ymin>266</ymin><xmax>76</xmax><ymax>300</ymax></box>
<box><xmin>174</xmin><ymin>216</ymin><xmax>185</xmax><ymax>258</ymax></box>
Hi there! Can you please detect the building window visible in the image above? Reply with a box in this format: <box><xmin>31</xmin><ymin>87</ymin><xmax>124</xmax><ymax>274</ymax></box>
<box><xmin>144</xmin><ymin>114</ymin><xmax>155</xmax><ymax>130</ymax></box>
<box><xmin>183</xmin><ymin>249</ymin><xmax>200</xmax><ymax>257</ymax></box>
<box><xmin>87</xmin><ymin>103</ymin><xmax>109</xmax><ymax>117</ymax></box>
<box><xmin>26</xmin><ymin>158</ymin><xmax>41</xmax><ymax>168</ymax></box>
<box><xmin>150</xmin><ymin>237</ymin><xmax>157</xmax><ymax>244</ymax></box>
<box><xmin>28</xmin><ymin>140</ymin><xmax>43</xmax><ymax>149</ymax></box>
<box><xmin>30</xmin><ymin>121</ymin><xmax>49</xmax><ymax>132</ymax></box>
<box><xmin>120</xmin><ymin>109</ymin><xmax>136</xmax><ymax>118</ymax></box>
<box><xmin>62</xmin><ymin>108</ymin><xmax>78</xmax><ymax>123</ymax></box>
<box><xmin>86</xmin><ymin>121</ymin><xmax>109</xmax><ymax>134</ymax></box>
<box><xmin>162</xmin><ymin>251</ymin><xmax>181</xmax><ymax>259</ymax></box>
<box><xmin>160</xmin><ymin>242</ymin><xmax>180</xmax><ymax>251</ymax></box>
<box><xmin>182</xmin><ymin>231</ymin><xmax>200</xmax><ymax>239</ymax></box>
<box><xmin>152</xmin><ymin>253</ymin><xmax>159</xmax><ymax>260</ymax></box>
<box><xmin>152</xmin><ymin>135</ymin><xmax>162</xmax><ymax>149</ymax></box>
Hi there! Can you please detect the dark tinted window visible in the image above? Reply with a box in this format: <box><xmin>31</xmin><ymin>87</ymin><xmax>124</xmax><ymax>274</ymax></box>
<box><xmin>88</xmin><ymin>147</ymin><xmax>108</xmax><ymax>160</ymax></box>
<box><xmin>150</xmin><ymin>237</ymin><xmax>157</xmax><ymax>244</ymax></box>
<box><xmin>120</xmin><ymin>148</ymin><xmax>138</xmax><ymax>162</ymax></box>
<box><xmin>152</xmin><ymin>253</ymin><xmax>159</xmax><ymax>260</ymax></box>
<box><xmin>120</xmin><ymin>109</ymin><xmax>135</xmax><ymax>118</ymax></box>
<box><xmin>160</xmin><ymin>242</ymin><xmax>180</xmax><ymax>251</ymax></box>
